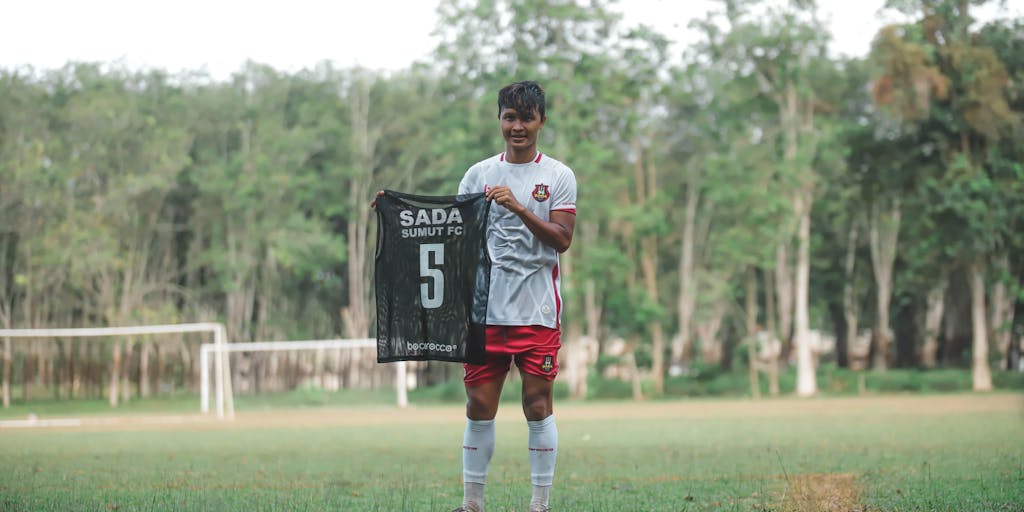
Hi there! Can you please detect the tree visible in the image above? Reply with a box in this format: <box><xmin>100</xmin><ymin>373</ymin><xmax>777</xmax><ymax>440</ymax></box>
<box><xmin>691</xmin><ymin>0</ymin><xmax>842</xmax><ymax>396</ymax></box>
<box><xmin>874</xmin><ymin>0</ymin><xmax>1020</xmax><ymax>389</ymax></box>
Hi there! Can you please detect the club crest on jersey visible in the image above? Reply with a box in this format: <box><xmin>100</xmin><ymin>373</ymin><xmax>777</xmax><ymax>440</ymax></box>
<box><xmin>541</xmin><ymin>356</ymin><xmax>554</xmax><ymax>373</ymax></box>
<box><xmin>532</xmin><ymin>183</ymin><xmax>550</xmax><ymax>202</ymax></box>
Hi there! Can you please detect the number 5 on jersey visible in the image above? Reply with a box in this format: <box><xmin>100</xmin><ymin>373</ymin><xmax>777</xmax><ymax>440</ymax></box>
<box><xmin>419</xmin><ymin>243</ymin><xmax>444</xmax><ymax>309</ymax></box>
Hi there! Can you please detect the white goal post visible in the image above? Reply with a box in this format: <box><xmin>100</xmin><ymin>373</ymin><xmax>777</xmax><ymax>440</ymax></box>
<box><xmin>199</xmin><ymin>339</ymin><xmax>409</xmax><ymax>418</ymax></box>
<box><xmin>0</xmin><ymin>325</ymin><xmax>409</xmax><ymax>421</ymax></box>
<box><xmin>0</xmin><ymin>323</ymin><xmax>233</xmax><ymax>418</ymax></box>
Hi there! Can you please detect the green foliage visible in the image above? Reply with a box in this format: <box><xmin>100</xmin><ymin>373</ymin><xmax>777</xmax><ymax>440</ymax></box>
<box><xmin>652</xmin><ymin>365</ymin><xmax>1024</xmax><ymax>397</ymax></box>
<box><xmin>871</xmin><ymin>0</ymin><xmax>1020</xmax><ymax>267</ymax></box>
<box><xmin>587</xmin><ymin>375</ymin><xmax>635</xmax><ymax>399</ymax></box>
<box><xmin>407</xmin><ymin>378</ymin><xmax>467</xmax><ymax>403</ymax></box>
<box><xmin>0</xmin><ymin>0</ymin><xmax>1022</xmax><ymax>401</ymax></box>
<box><xmin>604</xmin><ymin>287</ymin><xmax>666</xmax><ymax>336</ymax></box>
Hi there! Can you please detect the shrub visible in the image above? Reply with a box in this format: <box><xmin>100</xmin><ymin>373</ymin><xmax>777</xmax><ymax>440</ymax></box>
<box><xmin>410</xmin><ymin>367</ymin><xmax>1023</xmax><ymax>403</ymax></box>
<box><xmin>589</xmin><ymin>377</ymin><xmax>635</xmax><ymax>399</ymax></box>
<box><xmin>992</xmin><ymin>371</ymin><xmax>1024</xmax><ymax>390</ymax></box>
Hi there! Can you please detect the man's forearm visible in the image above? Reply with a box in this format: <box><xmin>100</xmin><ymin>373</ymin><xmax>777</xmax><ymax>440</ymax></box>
<box><xmin>514</xmin><ymin>208</ymin><xmax>574</xmax><ymax>253</ymax></box>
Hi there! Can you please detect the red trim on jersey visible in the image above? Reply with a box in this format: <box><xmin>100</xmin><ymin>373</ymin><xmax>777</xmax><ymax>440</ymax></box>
<box><xmin>552</xmin><ymin>207</ymin><xmax>576</xmax><ymax>215</ymax></box>
<box><xmin>499</xmin><ymin>151</ymin><xmax>542</xmax><ymax>163</ymax></box>
<box><xmin>552</xmin><ymin>264</ymin><xmax>562</xmax><ymax>327</ymax></box>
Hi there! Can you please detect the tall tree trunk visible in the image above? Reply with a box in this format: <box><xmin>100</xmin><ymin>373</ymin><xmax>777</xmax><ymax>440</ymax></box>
<box><xmin>637</xmin><ymin>144</ymin><xmax>664</xmax><ymax>394</ymax></box>
<box><xmin>775</xmin><ymin>243</ymin><xmax>794</xmax><ymax>357</ymax></box>
<box><xmin>109</xmin><ymin>341</ymin><xmax>121</xmax><ymax>407</ymax></box>
<box><xmin>0</xmin><ymin>232</ymin><xmax>14</xmax><ymax>407</ymax></box>
<box><xmin>569</xmin><ymin>222</ymin><xmax>602</xmax><ymax>400</ymax></box>
<box><xmin>37</xmin><ymin>344</ymin><xmax>47</xmax><ymax>396</ymax></box>
<box><xmin>225</xmin><ymin>119</ymin><xmax>259</xmax><ymax>346</ymax></box>
<box><xmin>745</xmin><ymin>268</ymin><xmax>760</xmax><ymax>399</ymax></box>
<box><xmin>1</xmin><ymin>305</ymin><xmax>9</xmax><ymax>407</ymax></box>
<box><xmin>50</xmin><ymin>342</ymin><xmax>60</xmax><ymax>400</ymax></box>
<box><xmin>696</xmin><ymin>299</ymin><xmax>728</xmax><ymax>366</ymax></box>
<box><xmin>763</xmin><ymin>269</ymin><xmax>780</xmax><ymax>395</ymax></box>
<box><xmin>2</xmin><ymin>336</ymin><xmax>10</xmax><ymax>408</ymax></box>
<box><xmin>794</xmin><ymin>194</ymin><xmax>817</xmax><ymax>397</ymax></box>
<box><xmin>841</xmin><ymin>222</ymin><xmax>860</xmax><ymax>368</ymax></box>
<box><xmin>968</xmin><ymin>262</ymin><xmax>992</xmax><ymax>391</ymax></box>
<box><xmin>23</xmin><ymin>343</ymin><xmax>32</xmax><ymax>402</ymax></box>
<box><xmin>341</xmin><ymin>77</ymin><xmax>376</xmax><ymax>342</ymax></box>
<box><xmin>777</xmin><ymin>81</ymin><xmax>801</xmax><ymax>362</ymax></box>
<box><xmin>139</xmin><ymin>340</ymin><xmax>151</xmax><ymax>398</ymax></box>
<box><xmin>342</xmin><ymin>180</ymin><xmax>371</xmax><ymax>339</ymax></box>
<box><xmin>178</xmin><ymin>339</ymin><xmax>193</xmax><ymax>394</ymax></box>
<box><xmin>624</xmin><ymin>341</ymin><xmax>644</xmax><ymax>402</ymax></box>
<box><xmin>921</xmin><ymin>282</ymin><xmax>946</xmax><ymax>368</ymax></box>
<box><xmin>121</xmin><ymin>341</ymin><xmax>133</xmax><ymax>403</ymax></box>
<box><xmin>869</xmin><ymin>199</ymin><xmax>901</xmax><ymax>369</ymax></box>
<box><xmin>582</xmin><ymin>223</ymin><xmax>602</xmax><ymax>343</ymax></box>
<box><xmin>156</xmin><ymin>343</ymin><xmax>166</xmax><ymax>397</ymax></box>
<box><xmin>671</xmin><ymin>178</ymin><xmax>699</xmax><ymax>374</ymax></box>
<box><xmin>989</xmin><ymin>255</ymin><xmax>1013</xmax><ymax>369</ymax></box>
<box><xmin>73</xmin><ymin>339</ymin><xmax>88</xmax><ymax>399</ymax></box>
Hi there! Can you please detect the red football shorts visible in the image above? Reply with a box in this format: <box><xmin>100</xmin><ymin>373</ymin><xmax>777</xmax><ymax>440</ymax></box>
<box><xmin>463</xmin><ymin>325</ymin><xmax>561</xmax><ymax>386</ymax></box>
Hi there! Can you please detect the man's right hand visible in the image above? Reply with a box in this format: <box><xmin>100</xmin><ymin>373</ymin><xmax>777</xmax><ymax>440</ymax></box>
<box><xmin>370</xmin><ymin>190</ymin><xmax>384</xmax><ymax>208</ymax></box>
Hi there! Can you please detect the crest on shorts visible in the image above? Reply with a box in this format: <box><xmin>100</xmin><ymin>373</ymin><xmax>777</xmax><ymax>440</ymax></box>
<box><xmin>541</xmin><ymin>356</ymin><xmax>554</xmax><ymax>373</ymax></box>
<box><xmin>532</xmin><ymin>183</ymin><xmax>550</xmax><ymax>202</ymax></box>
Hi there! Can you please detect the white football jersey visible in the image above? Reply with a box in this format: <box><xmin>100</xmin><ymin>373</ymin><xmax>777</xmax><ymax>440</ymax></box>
<box><xmin>458</xmin><ymin>151</ymin><xmax>577</xmax><ymax>329</ymax></box>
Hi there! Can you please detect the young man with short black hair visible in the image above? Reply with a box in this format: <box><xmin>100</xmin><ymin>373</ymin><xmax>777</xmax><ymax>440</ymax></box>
<box><xmin>452</xmin><ymin>80</ymin><xmax>577</xmax><ymax>512</ymax></box>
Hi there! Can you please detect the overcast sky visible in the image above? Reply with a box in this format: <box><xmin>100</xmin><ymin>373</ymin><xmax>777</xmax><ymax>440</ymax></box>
<box><xmin>2</xmin><ymin>0</ymin><xmax>1021</xmax><ymax>80</ymax></box>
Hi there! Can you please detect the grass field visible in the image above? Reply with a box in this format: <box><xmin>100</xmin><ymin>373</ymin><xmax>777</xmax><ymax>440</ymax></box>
<box><xmin>1</xmin><ymin>393</ymin><xmax>1022</xmax><ymax>511</ymax></box>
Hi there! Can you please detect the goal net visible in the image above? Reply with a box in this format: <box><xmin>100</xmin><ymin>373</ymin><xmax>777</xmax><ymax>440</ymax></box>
<box><xmin>0</xmin><ymin>323</ymin><xmax>232</xmax><ymax>417</ymax></box>
<box><xmin>1</xmin><ymin>324</ymin><xmax>409</xmax><ymax>421</ymax></box>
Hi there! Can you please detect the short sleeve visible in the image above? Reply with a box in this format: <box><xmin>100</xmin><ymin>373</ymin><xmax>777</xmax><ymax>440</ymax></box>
<box><xmin>550</xmin><ymin>166</ymin><xmax>577</xmax><ymax>214</ymax></box>
<box><xmin>458</xmin><ymin>167</ymin><xmax>476</xmax><ymax>195</ymax></box>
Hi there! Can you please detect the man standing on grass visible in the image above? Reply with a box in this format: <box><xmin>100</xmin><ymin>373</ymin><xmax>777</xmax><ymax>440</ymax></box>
<box><xmin>452</xmin><ymin>80</ymin><xmax>577</xmax><ymax>512</ymax></box>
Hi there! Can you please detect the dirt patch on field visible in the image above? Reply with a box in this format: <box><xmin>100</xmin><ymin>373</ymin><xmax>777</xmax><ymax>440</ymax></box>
<box><xmin>778</xmin><ymin>472</ymin><xmax>863</xmax><ymax>512</ymax></box>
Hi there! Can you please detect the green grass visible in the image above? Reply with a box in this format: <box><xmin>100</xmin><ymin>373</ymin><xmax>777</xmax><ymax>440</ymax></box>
<box><xmin>1</xmin><ymin>394</ymin><xmax>1022</xmax><ymax>511</ymax></box>
<box><xmin>0</xmin><ymin>386</ymin><xmax>404</xmax><ymax>420</ymax></box>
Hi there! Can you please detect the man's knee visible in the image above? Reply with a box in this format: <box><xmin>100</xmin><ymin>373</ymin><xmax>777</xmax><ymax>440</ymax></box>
<box><xmin>521</xmin><ymin>380</ymin><xmax>554</xmax><ymax>420</ymax></box>
<box><xmin>466</xmin><ymin>382</ymin><xmax>502</xmax><ymax>420</ymax></box>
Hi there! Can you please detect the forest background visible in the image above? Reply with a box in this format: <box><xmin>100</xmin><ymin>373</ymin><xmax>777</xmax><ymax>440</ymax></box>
<box><xmin>1</xmin><ymin>0</ymin><xmax>1022</xmax><ymax>408</ymax></box>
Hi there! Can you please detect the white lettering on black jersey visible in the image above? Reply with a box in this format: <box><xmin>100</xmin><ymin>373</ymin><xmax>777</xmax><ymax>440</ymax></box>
<box><xmin>374</xmin><ymin>190</ymin><xmax>490</xmax><ymax>364</ymax></box>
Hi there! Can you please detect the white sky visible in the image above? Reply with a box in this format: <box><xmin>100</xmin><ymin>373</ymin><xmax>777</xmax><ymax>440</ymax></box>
<box><xmin>1</xmin><ymin>0</ymin><xmax>1021</xmax><ymax>80</ymax></box>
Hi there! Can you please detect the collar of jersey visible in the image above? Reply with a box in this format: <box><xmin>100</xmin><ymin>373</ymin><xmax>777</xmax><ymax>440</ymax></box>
<box><xmin>500</xmin><ymin>151</ymin><xmax>543</xmax><ymax>164</ymax></box>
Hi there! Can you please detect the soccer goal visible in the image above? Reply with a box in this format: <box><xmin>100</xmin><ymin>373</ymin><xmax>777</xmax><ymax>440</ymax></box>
<box><xmin>0</xmin><ymin>323</ymin><xmax>233</xmax><ymax>417</ymax></box>
<box><xmin>199</xmin><ymin>338</ymin><xmax>409</xmax><ymax>418</ymax></box>
<box><xmin>1</xmin><ymin>325</ymin><xmax>409</xmax><ymax>422</ymax></box>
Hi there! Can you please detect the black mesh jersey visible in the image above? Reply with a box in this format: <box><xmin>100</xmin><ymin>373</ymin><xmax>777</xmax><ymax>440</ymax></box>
<box><xmin>374</xmin><ymin>190</ymin><xmax>491</xmax><ymax>364</ymax></box>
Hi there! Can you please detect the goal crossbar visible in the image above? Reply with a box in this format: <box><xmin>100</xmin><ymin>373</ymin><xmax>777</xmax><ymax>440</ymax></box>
<box><xmin>0</xmin><ymin>323</ymin><xmax>224</xmax><ymax>338</ymax></box>
<box><xmin>0</xmin><ymin>323</ymin><xmax>233</xmax><ymax>419</ymax></box>
<box><xmin>198</xmin><ymin>338</ymin><xmax>408</xmax><ymax>416</ymax></box>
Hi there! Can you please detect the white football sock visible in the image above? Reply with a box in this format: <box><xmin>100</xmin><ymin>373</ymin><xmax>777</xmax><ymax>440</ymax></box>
<box><xmin>462</xmin><ymin>419</ymin><xmax>495</xmax><ymax>511</ymax></box>
<box><xmin>527</xmin><ymin>414</ymin><xmax>557</xmax><ymax>510</ymax></box>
